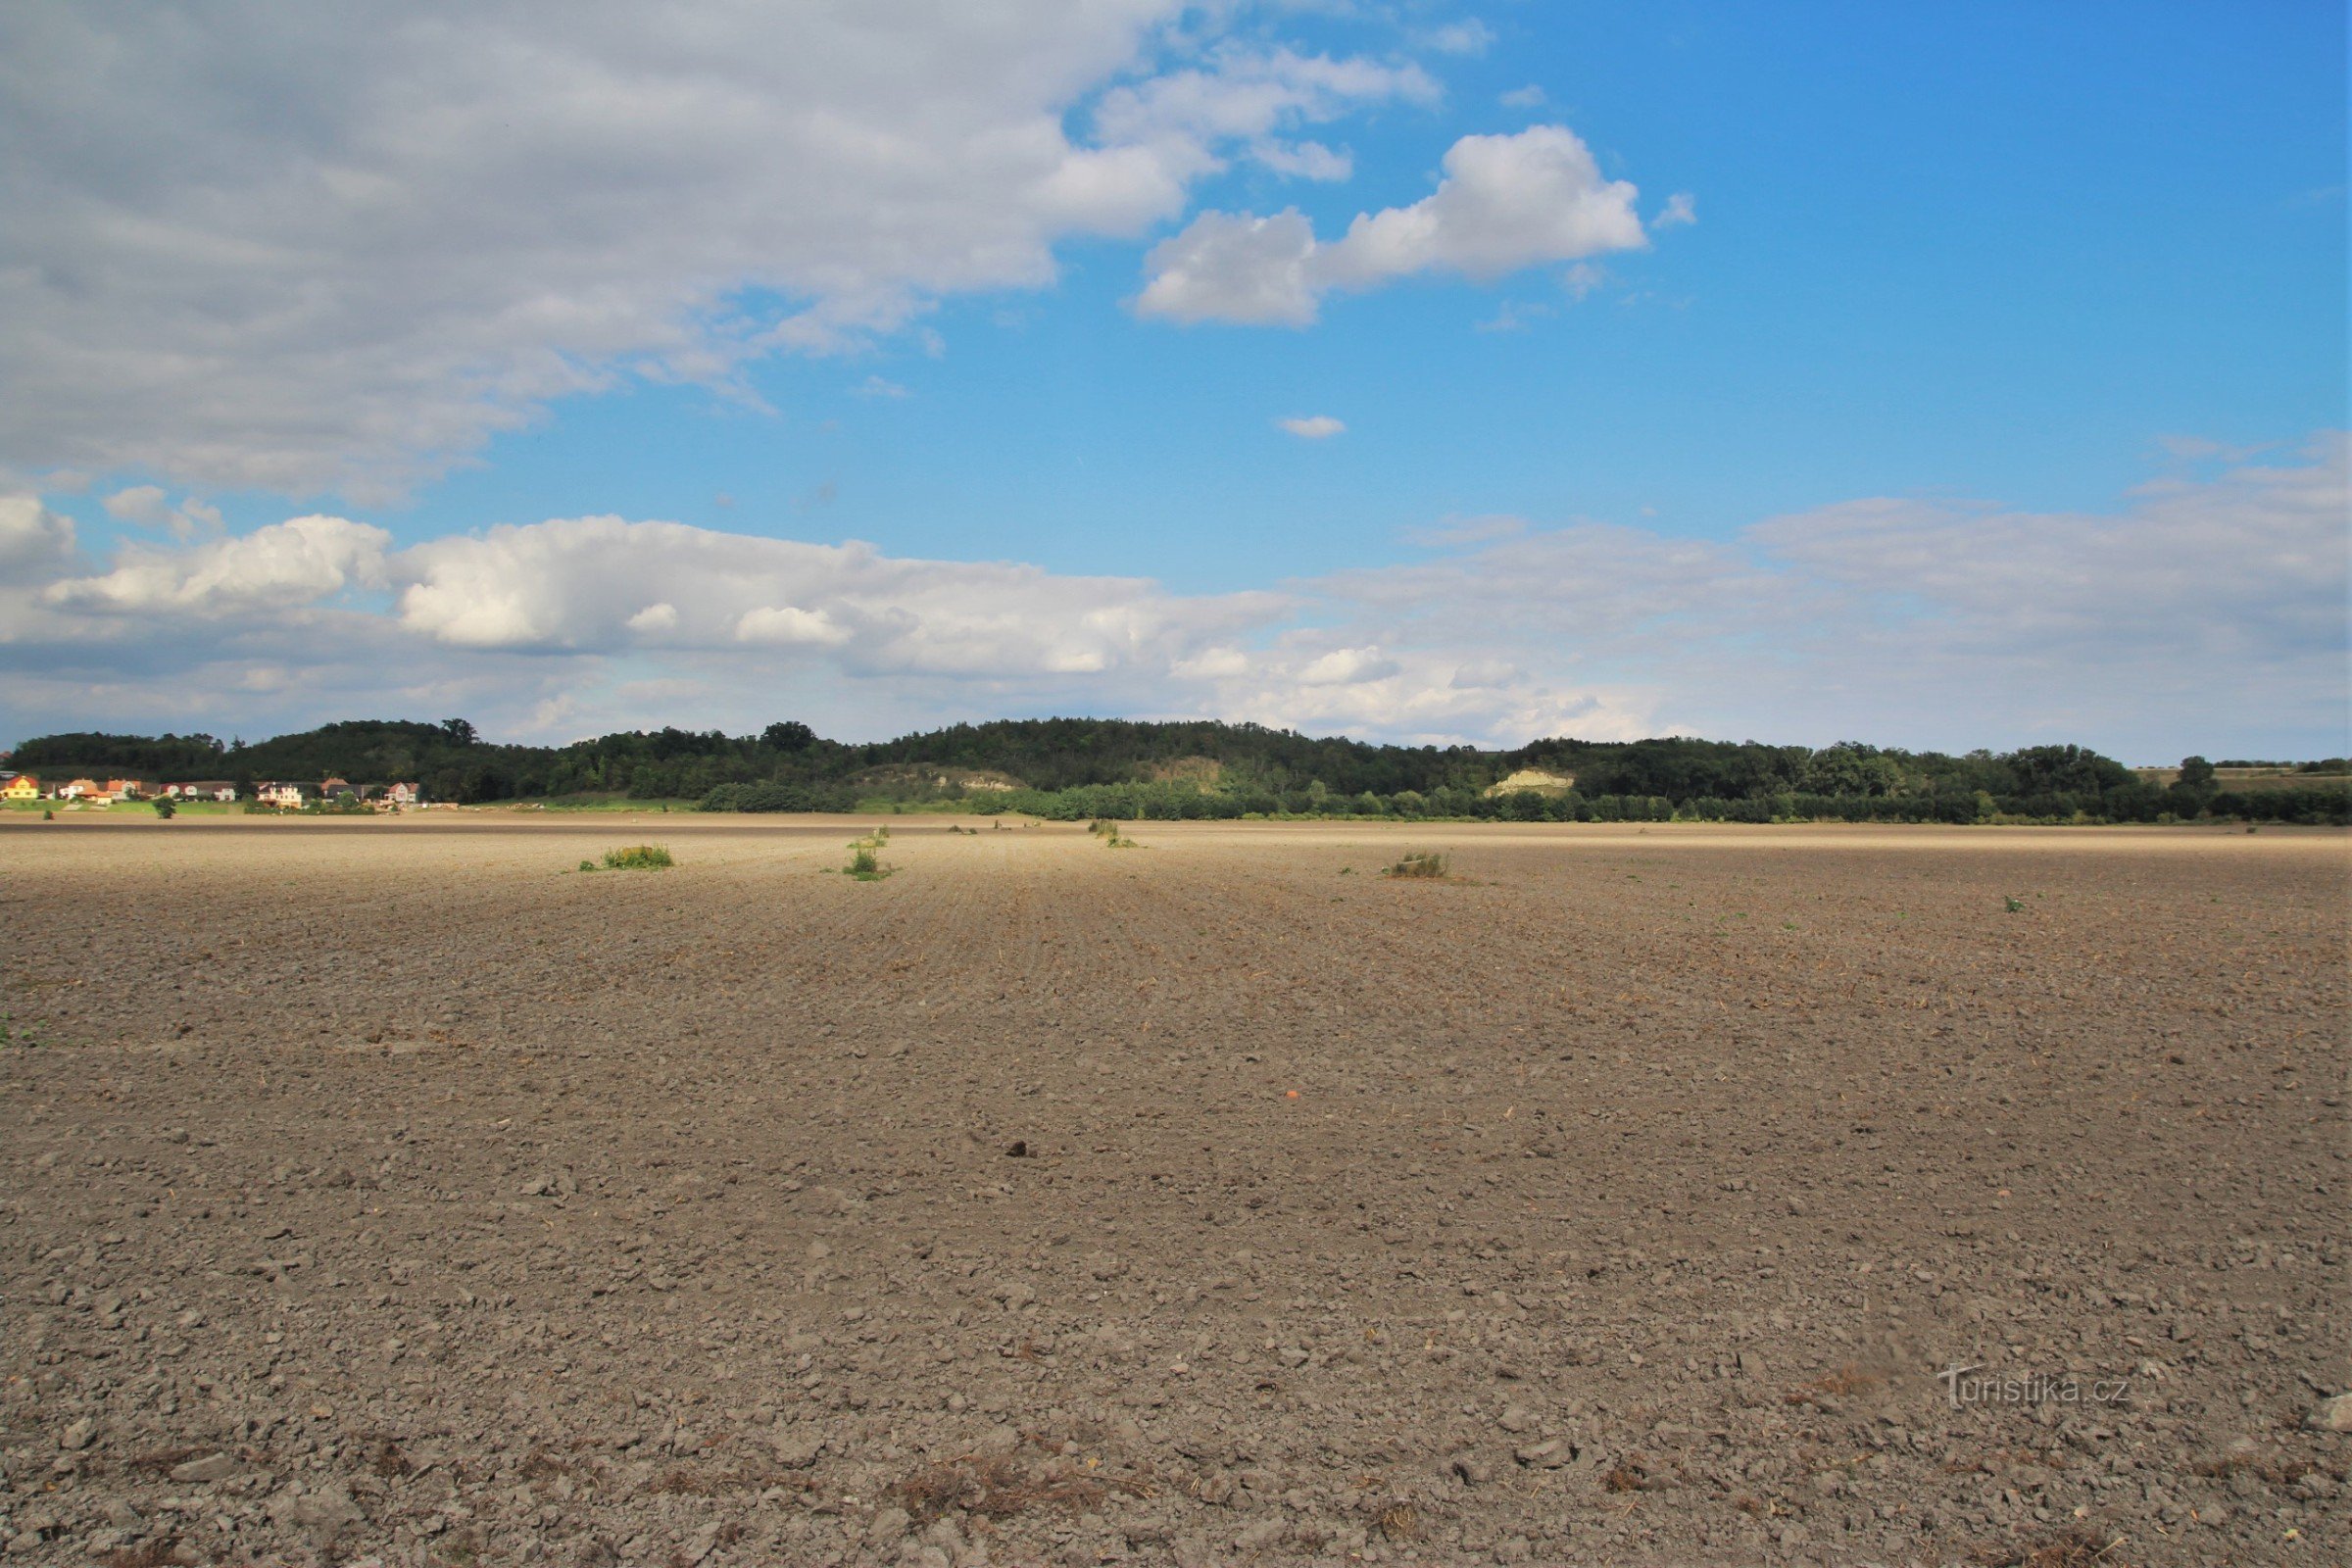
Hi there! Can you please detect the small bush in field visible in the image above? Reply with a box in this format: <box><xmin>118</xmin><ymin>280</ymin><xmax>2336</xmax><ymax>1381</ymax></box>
<box><xmin>1382</xmin><ymin>851</ymin><xmax>1447</xmax><ymax>879</ymax></box>
<box><xmin>602</xmin><ymin>844</ymin><xmax>674</xmax><ymax>870</ymax></box>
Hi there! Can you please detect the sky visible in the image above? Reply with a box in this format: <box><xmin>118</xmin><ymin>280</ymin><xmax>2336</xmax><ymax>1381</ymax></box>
<box><xmin>1</xmin><ymin>0</ymin><xmax>2344</xmax><ymax>762</ymax></box>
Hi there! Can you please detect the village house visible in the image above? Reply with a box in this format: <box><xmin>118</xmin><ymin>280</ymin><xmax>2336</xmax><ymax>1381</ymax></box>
<box><xmin>256</xmin><ymin>781</ymin><xmax>306</xmax><ymax>808</ymax></box>
<box><xmin>2</xmin><ymin>774</ymin><xmax>37</xmax><ymax>803</ymax></box>
<box><xmin>57</xmin><ymin>778</ymin><xmax>97</xmax><ymax>800</ymax></box>
<box><xmin>382</xmin><ymin>781</ymin><xmax>422</xmax><ymax>808</ymax></box>
<box><xmin>105</xmin><ymin>778</ymin><xmax>146</xmax><ymax>800</ymax></box>
<box><xmin>319</xmin><ymin>776</ymin><xmax>355</xmax><ymax>800</ymax></box>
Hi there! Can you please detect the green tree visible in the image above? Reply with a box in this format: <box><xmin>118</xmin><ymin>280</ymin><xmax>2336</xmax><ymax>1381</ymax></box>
<box><xmin>762</xmin><ymin>720</ymin><xmax>815</xmax><ymax>751</ymax></box>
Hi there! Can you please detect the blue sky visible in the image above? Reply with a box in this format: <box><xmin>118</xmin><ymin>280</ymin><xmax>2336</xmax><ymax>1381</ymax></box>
<box><xmin>1</xmin><ymin>2</ymin><xmax>2344</xmax><ymax>759</ymax></box>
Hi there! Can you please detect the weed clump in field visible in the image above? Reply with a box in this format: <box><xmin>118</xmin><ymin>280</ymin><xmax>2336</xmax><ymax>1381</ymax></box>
<box><xmin>598</xmin><ymin>844</ymin><xmax>674</xmax><ymax>871</ymax></box>
<box><xmin>1381</xmin><ymin>851</ymin><xmax>1448</xmax><ymax>879</ymax></box>
<box><xmin>1090</xmin><ymin>817</ymin><xmax>1140</xmax><ymax>848</ymax></box>
<box><xmin>846</xmin><ymin>834</ymin><xmax>894</xmax><ymax>880</ymax></box>
<box><xmin>2004</xmin><ymin>895</ymin><xmax>2026</xmax><ymax>912</ymax></box>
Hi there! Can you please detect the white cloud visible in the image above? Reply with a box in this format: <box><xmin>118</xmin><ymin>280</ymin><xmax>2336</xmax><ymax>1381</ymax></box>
<box><xmin>1654</xmin><ymin>191</ymin><xmax>1696</xmax><ymax>228</ymax></box>
<box><xmin>41</xmin><ymin>515</ymin><xmax>389</xmax><ymax>616</ymax></box>
<box><xmin>854</xmin><ymin>375</ymin><xmax>909</xmax><ymax>400</ymax></box>
<box><xmin>1090</xmin><ymin>45</ymin><xmax>1436</xmax><ymax>172</ymax></box>
<box><xmin>1171</xmin><ymin>646</ymin><xmax>1250</xmax><ymax>679</ymax></box>
<box><xmin>102</xmin><ymin>485</ymin><xmax>221</xmax><ymax>540</ymax></box>
<box><xmin>1137</xmin><ymin>125</ymin><xmax>1650</xmax><ymax>325</ymax></box>
<box><xmin>735</xmin><ymin>606</ymin><xmax>853</xmax><ymax>648</ymax></box>
<box><xmin>1297</xmin><ymin>645</ymin><xmax>1396</xmax><ymax>684</ymax></box>
<box><xmin>1277</xmin><ymin>415</ymin><xmax>1346</xmax><ymax>439</ymax></box>
<box><xmin>0</xmin><ymin>496</ymin><xmax>75</xmax><ymax>576</ymax></box>
<box><xmin>102</xmin><ymin>486</ymin><xmax>170</xmax><ymax>526</ymax></box>
<box><xmin>388</xmin><ymin>514</ymin><xmax>1289</xmax><ymax>677</ymax></box>
<box><xmin>1</xmin><ymin>436</ymin><xmax>2339</xmax><ymax>758</ymax></box>
<box><xmin>1499</xmin><ymin>84</ymin><xmax>1545</xmax><ymax>109</ymax></box>
<box><xmin>1138</xmin><ymin>210</ymin><xmax>1326</xmax><ymax>325</ymax></box>
<box><xmin>0</xmin><ymin>5</ymin><xmax>1442</xmax><ymax>498</ymax></box>
<box><xmin>1250</xmin><ymin>139</ymin><xmax>1353</xmax><ymax>181</ymax></box>
<box><xmin>1323</xmin><ymin>126</ymin><xmax>1647</xmax><ymax>283</ymax></box>
<box><xmin>1419</xmin><ymin>21</ymin><xmax>1495</xmax><ymax>57</ymax></box>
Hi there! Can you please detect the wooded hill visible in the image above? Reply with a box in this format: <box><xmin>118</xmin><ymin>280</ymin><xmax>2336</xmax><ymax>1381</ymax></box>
<box><xmin>9</xmin><ymin>716</ymin><xmax>2346</xmax><ymax>823</ymax></box>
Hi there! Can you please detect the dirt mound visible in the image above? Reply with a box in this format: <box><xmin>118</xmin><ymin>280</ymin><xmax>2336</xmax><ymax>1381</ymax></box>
<box><xmin>1484</xmin><ymin>766</ymin><xmax>1577</xmax><ymax>795</ymax></box>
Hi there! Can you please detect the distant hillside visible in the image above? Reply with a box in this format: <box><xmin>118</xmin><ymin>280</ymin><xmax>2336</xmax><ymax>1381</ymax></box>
<box><xmin>8</xmin><ymin>716</ymin><xmax>2346</xmax><ymax>823</ymax></box>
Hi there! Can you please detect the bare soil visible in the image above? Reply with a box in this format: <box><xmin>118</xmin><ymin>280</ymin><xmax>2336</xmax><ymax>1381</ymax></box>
<box><xmin>2</xmin><ymin>816</ymin><xmax>2345</xmax><ymax>1567</ymax></box>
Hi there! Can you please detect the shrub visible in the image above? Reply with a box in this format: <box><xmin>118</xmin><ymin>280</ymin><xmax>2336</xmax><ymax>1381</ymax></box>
<box><xmin>602</xmin><ymin>844</ymin><xmax>674</xmax><ymax>870</ymax></box>
<box><xmin>1382</xmin><ymin>851</ymin><xmax>1448</xmax><ymax>879</ymax></box>
<box><xmin>151</xmin><ymin>798</ymin><xmax>177</xmax><ymax>819</ymax></box>
<box><xmin>846</xmin><ymin>842</ymin><xmax>892</xmax><ymax>880</ymax></box>
<box><xmin>703</xmin><ymin>781</ymin><xmax>819</xmax><ymax>813</ymax></box>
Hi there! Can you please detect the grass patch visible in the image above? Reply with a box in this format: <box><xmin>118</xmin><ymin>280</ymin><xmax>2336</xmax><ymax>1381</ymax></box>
<box><xmin>1380</xmin><ymin>851</ymin><xmax>1448</xmax><ymax>879</ymax></box>
<box><xmin>2004</xmin><ymin>895</ymin><xmax>2027</xmax><ymax>913</ymax></box>
<box><xmin>592</xmin><ymin>844</ymin><xmax>674</xmax><ymax>871</ymax></box>
<box><xmin>1089</xmin><ymin>817</ymin><xmax>1141</xmax><ymax>848</ymax></box>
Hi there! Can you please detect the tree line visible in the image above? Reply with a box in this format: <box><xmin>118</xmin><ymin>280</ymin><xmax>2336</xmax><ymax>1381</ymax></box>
<box><xmin>8</xmin><ymin>719</ymin><xmax>2345</xmax><ymax>824</ymax></box>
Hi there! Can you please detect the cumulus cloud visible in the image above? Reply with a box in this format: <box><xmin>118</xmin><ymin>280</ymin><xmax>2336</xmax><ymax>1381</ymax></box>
<box><xmin>1277</xmin><ymin>415</ymin><xmax>1346</xmax><ymax>439</ymax></box>
<box><xmin>1</xmin><ymin>436</ymin><xmax>2340</xmax><ymax>758</ymax></box>
<box><xmin>1653</xmin><ymin>191</ymin><xmax>1697</xmax><ymax>228</ymax></box>
<box><xmin>0</xmin><ymin>5</ymin><xmax>1439</xmax><ymax>498</ymax></box>
<box><xmin>1137</xmin><ymin>125</ymin><xmax>1651</xmax><ymax>324</ymax></box>
<box><xmin>42</xmin><ymin>515</ymin><xmax>390</xmax><ymax>616</ymax></box>
<box><xmin>388</xmin><ymin>515</ymin><xmax>1288</xmax><ymax>678</ymax></box>
<box><xmin>1138</xmin><ymin>210</ymin><xmax>1328</xmax><ymax>325</ymax></box>
<box><xmin>0</xmin><ymin>496</ymin><xmax>75</xmax><ymax>576</ymax></box>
